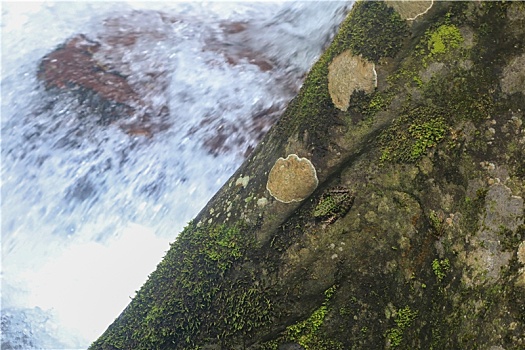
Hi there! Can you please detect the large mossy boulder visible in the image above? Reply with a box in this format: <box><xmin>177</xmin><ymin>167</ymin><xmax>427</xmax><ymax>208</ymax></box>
<box><xmin>90</xmin><ymin>1</ymin><xmax>525</xmax><ymax>349</ymax></box>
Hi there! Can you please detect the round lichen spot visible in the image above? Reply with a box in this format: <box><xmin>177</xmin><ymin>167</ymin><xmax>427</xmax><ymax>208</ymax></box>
<box><xmin>266</xmin><ymin>154</ymin><xmax>318</xmax><ymax>203</ymax></box>
<box><xmin>328</xmin><ymin>50</ymin><xmax>377</xmax><ymax>111</ymax></box>
<box><xmin>235</xmin><ymin>175</ymin><xmax>250</xmax><ymax>188</ymax></box>
<box><xmin>257</xmin><ymin>197</ymin><xmax>268</xmax><ymax>208</ymax></box>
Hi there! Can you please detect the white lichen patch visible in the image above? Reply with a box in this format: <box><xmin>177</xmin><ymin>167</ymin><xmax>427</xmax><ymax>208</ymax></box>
<box><xmin>386</xmin><ymin>0</ymin><xmax>434</xmax><ymax>21</ymax></box>
<box><xmin>328</xmin><ymin>50</ymin><xmax>376</xmax><ymax>111</ymax></box>
<box><xmin>257</xmin><ymin>197</ymin><xmax>268</xmax><ymax>208</ymax></box>
<box><xmin>266</xmin><ymin>154</ymin><xmax>318</xmax><ymax>203</ymax></box>
<box><xmin>235</xmin><ymin>175</ymin><xmax>250</xmax><ymax>188</ymax></box>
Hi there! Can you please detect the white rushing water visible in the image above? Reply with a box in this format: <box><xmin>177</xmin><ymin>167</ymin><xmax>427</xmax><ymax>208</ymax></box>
<box><xmin>1</xmin><ymin>2</ymin><xmax>350</xmax><ymax>348</ymax></box>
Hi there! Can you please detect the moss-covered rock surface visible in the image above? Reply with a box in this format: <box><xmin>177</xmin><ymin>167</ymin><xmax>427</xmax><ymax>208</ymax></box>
<box><xmin>90</xmin><ymin>1</ymin><xmax>525</xmax><ymax>349</ymax></box>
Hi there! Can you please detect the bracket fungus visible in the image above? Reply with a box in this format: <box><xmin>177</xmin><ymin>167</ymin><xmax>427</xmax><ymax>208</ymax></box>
<box><xmin>266</xmin><ymin>154</ymin><xmax>318</xmax><ymax>203</ymax></box>
<box><xmin>327</xmin><ymin>50</ymin><xmax>377</xmax><ymax>111</ymax></box>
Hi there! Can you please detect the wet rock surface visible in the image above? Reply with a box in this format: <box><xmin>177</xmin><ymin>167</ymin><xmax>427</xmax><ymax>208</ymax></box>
<box><xmin>90</xmin><ymin>2</ymin><xmax>525</xmax><ymax>350</ymax></box>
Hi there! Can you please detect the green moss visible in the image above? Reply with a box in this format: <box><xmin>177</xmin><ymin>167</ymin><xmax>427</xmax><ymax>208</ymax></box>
<box><xmin>386</xmin><ymin>306</ymin><xmax>418</xmax><ymax>348</ymax></box>
<box><xmin>428</xmin><ymin>210</ymin><xmax>446</xmax><ymax>237</ymax></box>
<box><xmin>90</xmin><ymin>222</ymin><xmax>272</xmax><ymax>349</ymax></box>
<box><xmin>286</xmin><ymin>305</ymin><xmax>329</xmax><ymax>347</ymax></box>
<box><xmin>408</xmin><ymin>118</ymin><xmax>447</xmax><ymax>160</ymax></box>
<box><xmin>411</xmin><ymin>9</ymin><xmax>466</xmax><ymax>67</ymax></box>
<box><xmin>334</xmin><ymin>1</ymin><xmax>409</xmax><ymax>63</ymax></box>
<box><xmin>281</xmin><ymin>286</ymin><xmax>341</xmax><ymax>350</ymax></box>
<box><xmin>427</xmin><ymin>24</ymin><xmax>463</xmax><ymax>56</ymax></box>
<box><xmin>432</xmin><ymin>258</ymin><xmax>450</xmax><ymax>283</ymax></box>
<box><xmin>379</xmin><ymin>106</ymin><xmax>448</xmax><ymax>163</ymax></box>
<box><xmin>275</xmin><ymin>42</ymin><xmax>337</xmax><ymax>148</ymax></box>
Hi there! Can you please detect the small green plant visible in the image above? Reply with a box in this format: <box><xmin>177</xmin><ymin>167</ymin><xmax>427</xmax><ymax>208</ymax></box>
<box><xmin>387</xmin><ymin>327</ymin><xmax>404</xmax><ymax>348</ymax></box>
<box><xmin>432</xmin><ymin>258</ymin><xmax>450</xmax><ymax>283</ymax></box>
<box><xmin>369</xmin><ymin>93</ymin><xmax>387</xmax><ymax>112</ymax></box>
<box><xmin>412</xmin><ymin>75</ymin><xmax>424</xmax><ymax>87</ymax></box>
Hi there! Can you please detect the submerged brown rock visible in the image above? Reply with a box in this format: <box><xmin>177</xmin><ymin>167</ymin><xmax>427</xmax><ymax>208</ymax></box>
<box><xmin>38</xmin><ymin>34</ymin><xmax>142</xmax><ymax>107</ymax></box>
<box><xmin>38</xmin><ymin>32</ymin><xmax>168</xmax><ymax>137</ymax></box>
<box><xmin>37</xmin><ymin>10</ymin><xmax>285</xmax><ymax>152</ymax></box>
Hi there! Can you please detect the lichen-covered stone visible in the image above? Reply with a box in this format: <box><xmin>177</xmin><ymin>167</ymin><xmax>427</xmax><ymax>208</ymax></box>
<box><xmin>327</xmin><ymin>50</ymin><xmax>376</xmax><ymax>111</ymax></box>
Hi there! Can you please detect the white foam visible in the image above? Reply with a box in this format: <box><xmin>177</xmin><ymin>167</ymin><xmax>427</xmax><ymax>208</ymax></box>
<box><xmin>18</xmin><ymin>223</ymin><xmax>170</xmax><ymax>344</ymax></box>
<box><xmin>1</xmin><ymin>1</ymin><xmax>351</xmax><ymax>348</ymax></box>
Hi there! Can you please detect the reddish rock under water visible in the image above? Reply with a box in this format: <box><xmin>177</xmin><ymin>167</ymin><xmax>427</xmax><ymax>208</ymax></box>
<box><xmin>37</xmin><ymin>10</ymin><xmax>286</xmax><ymax>156</ymax></box>
<box><xmin>38</xmin><ymin>35</ymin><xmax>141</xmax><ymax>106</ymax></box>
<box><xmin>38</xmin><ymin>32</ymin><xmax>169</xmax><ymax>137</ymax></box>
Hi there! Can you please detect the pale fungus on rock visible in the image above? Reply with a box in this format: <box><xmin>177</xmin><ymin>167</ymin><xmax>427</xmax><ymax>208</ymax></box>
<box><xmin>327</xmin><ymin>50</ymin><xmax>377</xmax><ymax>111</ymax></box>
<box><xmin>266</xmin><ymin>154</ymin><xmax>318</xmax><ymax>203</ymax></box>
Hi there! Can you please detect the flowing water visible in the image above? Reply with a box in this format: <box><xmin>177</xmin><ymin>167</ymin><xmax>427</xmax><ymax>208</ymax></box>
<box><xmin>1</xmin><ymin>2</ymin><xmax>350</xmax><ymax>348</ymax></box>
